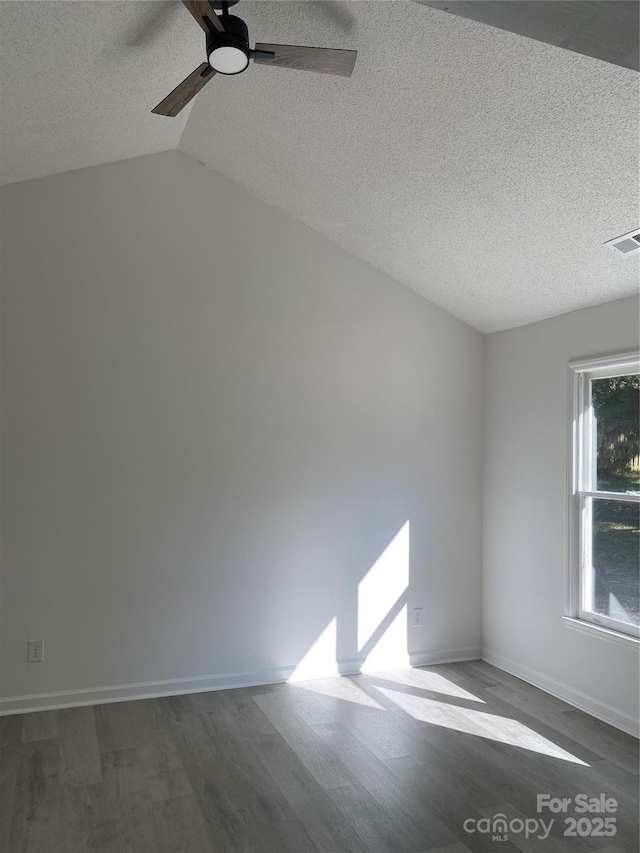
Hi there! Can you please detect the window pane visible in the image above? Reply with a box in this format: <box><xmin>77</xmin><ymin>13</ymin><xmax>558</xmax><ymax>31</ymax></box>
<box><xmin>591</xmin><ymin>498</ymin><xmax>640</xmax><ymax>626</ymax></box>
<box><xmin>592</xmin><ymin>374</ymin><xmax>640</xmax><ymax>493</ymax></box>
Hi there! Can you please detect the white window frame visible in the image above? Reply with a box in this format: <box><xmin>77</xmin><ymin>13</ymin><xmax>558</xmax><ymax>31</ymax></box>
<box><xmin>566</xmin><ymin>351</ymin><xmax>640</xmax><ymax>642</ymax></box>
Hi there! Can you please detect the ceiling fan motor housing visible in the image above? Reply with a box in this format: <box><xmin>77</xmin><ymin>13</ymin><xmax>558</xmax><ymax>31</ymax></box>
<box><xmin>207</xmin><ymin>14</ymin><xmax>250</xmax><ymax>74</ymax></box>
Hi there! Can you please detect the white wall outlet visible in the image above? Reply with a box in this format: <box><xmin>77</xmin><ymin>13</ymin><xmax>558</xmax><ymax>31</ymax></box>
<box><xmin>412</xmin><ymin>607</ymin><xmax>423</xmax><ymax>628</ymax></box>
<box><xmin>27</xmin><ymin>640</ymin><xmax>44</xmax><ymax>662</ymax></box>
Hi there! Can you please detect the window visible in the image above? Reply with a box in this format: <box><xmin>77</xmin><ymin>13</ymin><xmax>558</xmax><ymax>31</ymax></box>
<box><xmin>568</xmin><ymin>352</ymin><xmax>640</xmax><ymax>640</ymax></box>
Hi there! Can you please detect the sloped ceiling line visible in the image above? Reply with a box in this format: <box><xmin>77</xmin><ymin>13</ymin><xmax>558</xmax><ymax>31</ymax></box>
<box><xmin>1</xmin><ymin>1</ymin><xmax>638</xmax><ymax>332</ymax></box>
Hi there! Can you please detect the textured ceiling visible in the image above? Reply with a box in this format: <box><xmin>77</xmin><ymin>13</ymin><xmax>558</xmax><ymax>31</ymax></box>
<box><xmin>1</xmin><ymin>2</ymin><xmax>639</xmax><ymax>332</ymax></box>
<box><xmin>0</xmin><ymin>1</ymin><xmax>201</xmax><ymax>183</ymax></box>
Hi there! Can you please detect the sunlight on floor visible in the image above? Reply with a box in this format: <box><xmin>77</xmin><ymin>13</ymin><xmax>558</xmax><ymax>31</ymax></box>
<box><xmin>294</xmin><ymin>677</ymin><xmax>386</xmax><ymax>710</ymax></box>
<box><xmin>373</xmin><ymin>685</ymin><xmax>589</xmax><ymax>765</ymax></box>
<box><xmin>284</xmin><ymin>518</ymin><xmax>582</xmax><ymax>767</ymax></box>
<box><xmin>372</xmin><ymin>668</ymin><xmax>485</xmax><ymax>703</ymax></box>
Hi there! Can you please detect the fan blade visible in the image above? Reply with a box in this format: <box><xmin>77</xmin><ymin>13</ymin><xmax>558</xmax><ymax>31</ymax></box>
<box><xmin>253</xmin><ymin>44</ymin><xmax>356</xmax><ymax>77</ymax></box>
<box><xmin>152</xmin><ymin>63</ymin><xmax>216</xmax><ymax>117</ymax></box>
<box><xmin>182</xmin><ymin>0</ymin><xmax>224</xmax><ymax>34</ymax></box>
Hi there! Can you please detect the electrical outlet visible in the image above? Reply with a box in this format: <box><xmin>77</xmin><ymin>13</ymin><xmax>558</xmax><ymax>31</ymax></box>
<box><xmin>412</xmin><ymin>608</ymin><xmax>423</xmax><ymax>628</ymax></box>
<box><xmin>27</xmin><ymin>640</ymin><xmax>44</xmax><ymax>662</ymax></box>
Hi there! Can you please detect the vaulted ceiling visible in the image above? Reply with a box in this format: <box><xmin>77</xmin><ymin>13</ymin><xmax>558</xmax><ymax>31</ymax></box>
<box><xmin>1</xmin><ymin>1</ymin><xmax>638</xmax><ymax>332</ymax></box>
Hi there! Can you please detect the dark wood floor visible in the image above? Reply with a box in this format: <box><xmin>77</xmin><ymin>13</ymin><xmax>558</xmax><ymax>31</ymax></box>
<box><xmin>1</xmin><ymin>661</ymin><xmax>638</xmax><ymax>852</ymax></box>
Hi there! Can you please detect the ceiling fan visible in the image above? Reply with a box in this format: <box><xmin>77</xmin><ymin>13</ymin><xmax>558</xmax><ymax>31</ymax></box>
<box><xmin>152</xmin><ymin>0</ymin><xmax>357</xmax><ymax>117</ymax></box>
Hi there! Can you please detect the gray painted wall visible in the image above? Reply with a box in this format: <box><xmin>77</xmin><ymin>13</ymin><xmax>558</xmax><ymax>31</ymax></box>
<box><xmin>484</xmin><ymin>297</ymin><xmax>640</xmax><ymax>730</ymax></box>
<box><xmin>0</xmin><ymin>150</ymin><xmax>484</xmax><ymax>703</ymax></box>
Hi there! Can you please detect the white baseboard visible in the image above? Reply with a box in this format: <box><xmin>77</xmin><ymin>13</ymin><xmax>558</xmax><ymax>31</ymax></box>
<box><xmin>0</xmin><ymin>667</ymin><xmax>296</xmax><ymax>716</ymax></box>
<box><xmin>6</xmin><ymin>647</ymin><xmax>633</xmax><ymax>739</ymax></box>
<box><xmin>482</xmin><ymin>648</ymin><xmax>640</xmax><ymax>739</ymax></box>
<box><xmin>0</xmin><ymin>647</ymin><xmax>478</xmax><ymax>716</ymax></box>
<box><xmin>410</xmin><ymin>646</ymin><xmax>482</xmax><ymax>667</ymax></box>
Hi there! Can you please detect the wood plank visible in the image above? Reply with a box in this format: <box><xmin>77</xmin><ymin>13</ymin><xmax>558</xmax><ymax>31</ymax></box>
<box><xmin>149</xmin><ymin>793</ymin><xmax>222</xmax><ymax>853</ymax></box>
<box><xmin>276</xmin><ymin>818</ymin><xmax>321</xmax><ymax>853</ymax></box>
<box><xmin>458</xmin><ymin>659</ymin><xmax>518</xmax><ymax>687</ymax></box>
<box><xmin>560</xmin><ymin>708</ymin><xmax>640</xmax><ymax>775</ymax></box>
<box><xmin>138</xmin><ymin>728</ymin><xmax>195</xmax><ymax>803</ymax></box>
<box><xmin>199</xmin><ymin>712</ymin><xmax>296</xmax><ymax>824</ymax></box>
<box><xmin>8</xmin><ymin>739</ymin><xmax>61</xmax><ymax>853</ymax></box>
<box><xmin>0</xmin><ymin>715</ymin><xmax>23</xmax><ymax>782</ymax></box>
<box><xmin>100</xmin><ymin>748</ymin><xmax>151</xmax><ymax>802</ymax></box>
<box><xmin>89</xmin><ymin>750</ymin><xmax>167</xmax><ymax>852</ymax></box>
<box><xmin>383</xmin><ymin>754</ymin><xmax>522</xmax><ymax>853</ymax></box>
<box><xmin>277</xmin><ymin>684</ymin><xmax>338</xmax><ymax>727</ymax></box>
<box><xmin>0</xmin><ymin>716</ymin><xmax>23</xmax><ymax>853</ymax></box>
<box><xmin>295</xmin><ymin>675</ymin><xmax>420</xmax><ymax>760</ymax></box>
<box><xmin>412</xmin><ymin>717</ymin><xmax>640</xmax><ymax>852</ymax></box>
<box><xmin>60</xmin><ymin>780</ymin><xmax>116</xmax><ymax>853</ymax></box>
<box><xmin>253</xmin><ymin>692</ymin><xmax>359</xmax><ymax>789</ymax></box>
<box><xmin>292</xmin><ymin>674</ymin><xmax>390</xmax><ymax>710</ymax></box>
<box><xmin>94</xmin><ymin>698</ymin><xmax>165</xmax><ymax>753</ymax></box>
<box><xmin>484</xmin><ymin>679</ymin><xmax>640</xmax><ymax>775</ymax></box>
<box><xmin>21</xmin><ymin>710</ymin><xmax>59</xmax><ymax>742</ymax></box>
<box><xmin>421</xmin><ymin>674</ymin><xmax>606</xmax><ymax>769</ymax></box>
<box><xmin>197</xmin><ymin>685</ymin><xmax>278</xmax><ymax>738</ymax></box>
<box><xmin>59</xmin><ymin>706</ymin><xmax>102</xmax><ymax>786</ymax></box>
<box><xmin>412</xmin><ymin>728</ymin><xmax>514</xmax><ymax>812</ymax></box>
<box><xmin>313</xmin><ymin>720</ymin><xmax>458</xmax><ymax>850</ymax></box>
<box><xmin>5</xmin><ymin>664</ymin><xmax>639</xmax><ymax>850</ymax></box>
<box><xmin>592</xmin><ymin>848</ymin><xmax>628</xmax><ymax>853</ymax></box>
<box><xmin>252</xmin><ymin>731</ymin><xmax>371</xmax><ymax>852</ymax></box>
<box><xmin>165</xmin><ymin>714</ymin><xmax>284</xmax><ymax>851</ymax></box>
<box><xmin>374</xmin><ymin>666</ymin><xmax>487</xmax><ymax>700</ymax></box>
<box><xmin>0</xmin><ymin>771</ymin><xmax>17</xmax><ymax>853</ymax></box>
<box><xmin>326</xmin><ymin>780</ymin><xmax>423</xmax><ymax>853</ymax></box>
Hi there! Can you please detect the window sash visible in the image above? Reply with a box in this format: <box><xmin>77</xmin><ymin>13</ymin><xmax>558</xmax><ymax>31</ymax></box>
<box><xmin>568</xmin><ymin>352</ymin><xmax>640</xmax><ymax>641</ymax></box>
<box><xmin>579</xmin><ymin>490</ymin><xmax>639</xmax><ymax>503</ymax></box>
<box><xmin>577</xmin><ymin>494</ymin><xmax>640</xmax><ymax>639</ymax></box>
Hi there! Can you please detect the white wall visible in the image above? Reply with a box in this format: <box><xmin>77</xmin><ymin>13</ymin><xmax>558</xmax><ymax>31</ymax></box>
<box><xmin>483</xmin><ymin>296</ymin><xmax>640</xmax><ymax>733</ymax></box>
<box><xmin>0</xmin><ymin>150</ymin><xmax>484</xmax><ymax>708</ymax></box>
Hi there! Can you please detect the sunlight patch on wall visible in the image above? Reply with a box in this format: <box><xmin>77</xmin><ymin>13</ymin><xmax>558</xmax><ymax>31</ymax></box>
<box><xmin>358</xmin><ymin>521</ymin><xmax>410</xmax><ymax>672</ymax></box>
<box><xmin>360</xmin><ymin>604</ymin><xmax>411</xmax><ymax>672</ymax></box>
<box><xmin>357</xmin><ymin>522</ymin><xmax>409</xmax><ymax>649</ymax></box>
<box><xmin>288</xmin><ymin>520</ymin><xmax>411</xmax><ymax>683</ymax></box>
<box><xmin>288</xmin><ymin>617</ymin><xmax>339</xmax><ymax>682</ymax></box>
<box><xmin>373</xmin><ymin>686</ymin><xmax>589</xmax><ymax>765</ymax></box>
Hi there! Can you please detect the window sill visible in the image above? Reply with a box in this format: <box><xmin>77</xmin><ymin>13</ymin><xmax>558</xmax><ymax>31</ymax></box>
<box><xmin>562</xmin><ymin>617</ymin><xmax>640</xmax><ymax>648</ymax></box>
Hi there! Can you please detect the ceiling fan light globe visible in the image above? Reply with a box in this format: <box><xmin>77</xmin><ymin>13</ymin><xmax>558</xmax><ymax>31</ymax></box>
<box><xmin>208</xmin><ymin>45</ymin><xmax>249</xmax><ymax>75</ymax></box>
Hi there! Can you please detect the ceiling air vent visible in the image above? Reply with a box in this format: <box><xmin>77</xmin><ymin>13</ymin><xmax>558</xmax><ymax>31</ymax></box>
<box><xmin>604</xmin><ymin>229</ymin><xmax>640</xmax><ymax>256</ymax></box>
